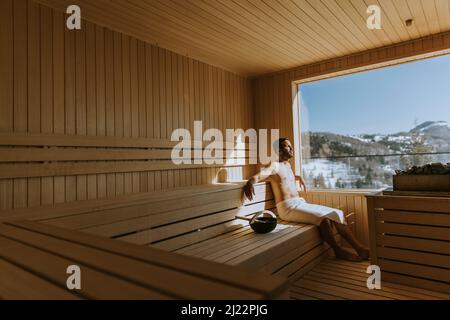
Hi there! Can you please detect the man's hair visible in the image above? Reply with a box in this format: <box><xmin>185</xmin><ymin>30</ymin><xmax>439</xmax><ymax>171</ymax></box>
<box><xmin>273</xmin><ymin>137</ymin><xmax>289</xmax><ymax>154</ymax></box>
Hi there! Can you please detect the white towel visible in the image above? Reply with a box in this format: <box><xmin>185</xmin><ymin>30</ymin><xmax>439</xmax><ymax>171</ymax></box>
<box><xmin>276</xmin><ymin>197</ymin><xmax>346</xmax><ymax>226</ymax></box>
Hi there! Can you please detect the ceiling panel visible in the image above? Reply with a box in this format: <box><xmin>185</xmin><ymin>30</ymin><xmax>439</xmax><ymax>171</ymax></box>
<box><xmin>35</xmin><ymin>0</ymin><xmax>450</xmax><ymax>76</ymax></box>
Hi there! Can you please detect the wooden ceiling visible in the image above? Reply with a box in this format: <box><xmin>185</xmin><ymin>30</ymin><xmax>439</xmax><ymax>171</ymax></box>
<box><xmin>36</xmin><ymin>0</ymin><xmax>450</xmax><ymax>76</ymax></box>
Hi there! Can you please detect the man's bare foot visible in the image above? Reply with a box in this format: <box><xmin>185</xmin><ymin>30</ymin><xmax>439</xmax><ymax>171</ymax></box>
<box><xmin>357</xmin><ymin>248</ymin><xmax>370</xmax><ymax>260</ymax></box>
<box><xmin>335</xmin><ymin>248</ymin><xmax>363</xmax><ymax>262</ymax></box>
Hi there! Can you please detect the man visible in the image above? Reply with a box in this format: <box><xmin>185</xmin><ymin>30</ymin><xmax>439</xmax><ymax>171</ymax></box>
<box><xmin>243</xmin><ymin>138</ymin><xmax>369</xmax><ymax>261</ymax></box>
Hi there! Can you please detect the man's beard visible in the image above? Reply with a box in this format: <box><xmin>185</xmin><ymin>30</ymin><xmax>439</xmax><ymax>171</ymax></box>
<box><xmin>280</xmin><ymin>152</ymin><xmax>293</xmax><ymax>161</ymax></box>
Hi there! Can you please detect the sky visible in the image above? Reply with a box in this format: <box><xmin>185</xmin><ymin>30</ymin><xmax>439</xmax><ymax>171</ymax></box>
<box><xmin>298</xmin><ymin>53</ymin><xmax>450</xmax><ymax>136</ymax></box>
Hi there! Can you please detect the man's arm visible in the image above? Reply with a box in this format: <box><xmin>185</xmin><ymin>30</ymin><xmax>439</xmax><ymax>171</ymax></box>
<box><xmin>295</xmin><ymin>175</ymin><xmax>307</xmax><ymax>193</ymax></box>
<box><xmin>243</xmin><ymin>165</ymin><xmax>274</xmax><ymax>201</ymax></box>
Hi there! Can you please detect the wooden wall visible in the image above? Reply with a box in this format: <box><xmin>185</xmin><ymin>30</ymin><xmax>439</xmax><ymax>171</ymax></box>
<box><xmin>0</xmin><ymin>0</ymin><xmax>254</xmax><ymax>211</ymax></box>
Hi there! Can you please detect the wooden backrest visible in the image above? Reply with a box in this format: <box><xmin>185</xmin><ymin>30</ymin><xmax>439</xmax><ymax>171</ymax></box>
<box><xmin>0</xmin><ymin>133</ymin><xmax>253</xmax><ymax>179</ymax></box>
<box><xmin>1</xmin><ymin>181</ymin><xmax>276</xmax><ymax>251</ymax></box>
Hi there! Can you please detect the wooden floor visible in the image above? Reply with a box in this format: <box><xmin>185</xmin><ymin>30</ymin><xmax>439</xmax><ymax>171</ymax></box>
<box><xmin>290</xmin><ymin>258</ymin><xmax>450</xmax><ymax>300</ymax></box>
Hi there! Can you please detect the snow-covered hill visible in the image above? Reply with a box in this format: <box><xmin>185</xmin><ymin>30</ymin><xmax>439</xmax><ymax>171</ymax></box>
<box><xmin>302</xmin><ymin>121</ymin><xmax>450</xmax><ymax>189</ymax></box>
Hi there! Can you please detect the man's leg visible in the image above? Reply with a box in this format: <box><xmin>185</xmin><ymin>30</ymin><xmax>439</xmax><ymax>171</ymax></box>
<box><xmin>318</xmin><ymin>218</ymin><xmax>362</xmax><ymax>262</ymax></box>
<box><xmin>332</xmin><ymin>221</ymin><xmax>369</xmax><ymax>260</ymax></box>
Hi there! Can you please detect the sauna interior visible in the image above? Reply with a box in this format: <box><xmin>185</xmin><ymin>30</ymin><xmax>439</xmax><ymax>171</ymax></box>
<box><xmin>0</xmin><ymin>0</ymin><xmax>449</xmax><ymax>300</ymax></box>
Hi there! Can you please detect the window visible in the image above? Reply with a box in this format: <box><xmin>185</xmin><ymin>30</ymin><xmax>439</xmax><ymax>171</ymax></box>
<box><xmin>296</xmin><ymin>55</ymin><xmax>450</xmax><ymax>190</ymax></box>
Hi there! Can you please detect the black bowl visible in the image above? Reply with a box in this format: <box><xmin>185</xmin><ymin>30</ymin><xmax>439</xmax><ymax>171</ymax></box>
<box><xmin>250</xmin><ymin>216</ymin><xmax>277</xmax><ymax>234</ymax></box>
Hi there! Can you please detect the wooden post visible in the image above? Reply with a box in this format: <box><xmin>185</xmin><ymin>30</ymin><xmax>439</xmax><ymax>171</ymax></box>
<box><xmin>366</xmin><ymin>195</ymin><xmax>378</xmax><ymax>266</ymax></box>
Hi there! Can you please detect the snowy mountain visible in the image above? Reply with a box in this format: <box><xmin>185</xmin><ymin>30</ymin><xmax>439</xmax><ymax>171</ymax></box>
<box><xmin>302</xmin><ymin>121</ymin><xmax>450</xmax><ymax>189</ymax></box>
<box><xmin>411</xmin><ymin>120</ymin><xmax>450</xmax><ymax>133</ymax></box>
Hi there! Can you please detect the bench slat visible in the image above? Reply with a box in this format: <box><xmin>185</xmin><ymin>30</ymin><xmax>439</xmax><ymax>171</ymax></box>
<box><xmin>276</xmin><ymin>244</ymin><xmax>333</xmax><ymax>280</ymax></box>
<box><xmin>43</xmin><ymin>188</ymin><xmax>244</xmax><ymax>230</ymax></box>
<box><xmin>7</xmin><ymin>220</ymin><xmax>287</xmax><ymax>298</ymax></box>
<box><xmin>0</xmin><ymin>133</ymin><xmax>255</xmax><ymax>150</ymax></box>
<box><xmin>0</xmin><ymin>231</ymin><xmax>168</xmax><ymax>299</ymax></box>
<box><xmin>0</xmin><ymin>259</ymin><xmax>81</xmax><ymax>300</ymax></box>
<box><xmin>228</xmin><ymin>225</ymin><xmax>318</xmax><ymax>267</ymax></box>
<box><xmin>178</xmin><ymin>227</ymin><xmax>254</xmax><ymax>256</ymax></box>
<box><xmin>202</xmin><ymin>223</ymin><xmax>305</xmax><ymax>263</ymax></box>
<box><xmin>0</xmin><ymin>183</ymin><xmax>243</xmax><ymax>222</ymax></box>
<box><xmin>152</xmin><ymin>221</ymin><xmax>246</xmax><ymax>252</ymax></box>
<box><xmin>82</xmin><ymin>198</ymin><xmax>241</xmax><ymax>237</ymax></box>
<box><xmin>1</xmin><ymin>222</ymin><xmax>266</xmax><ymax>299</ymax></box>
<box><xmin>175</xmin><ymin>225</ymin><xmax>250</xmax><ymax>254</ymax></box>
<box><xmin>207</xmin><ymin>225</ymin><xmax>303</xmax><ymax>263</ymax></box>
<box><xmin>119</xmin><ymin>207</ymin><xmax>241</xmax><ymax>245</ymax></box>
<box><xmin>261</xmin><ymin>237</ymin><xmax>325</xmax><ymax>275</ymax></box>
<box><xmin>0</xmin><ymin>160</ymin><xmax>248</xmax><ymax>179</ymax></box>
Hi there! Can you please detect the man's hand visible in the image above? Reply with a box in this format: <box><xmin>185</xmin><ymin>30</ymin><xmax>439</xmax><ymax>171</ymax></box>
<box><xmin>243</xmin><ymin>180</ymin><xmax>255</xmax><ymax>201</ymax></box>
<box><xmin>301</xmin><ymin>181</ymin><xmax>307</xmax><ymax>193</ymax></box>
<box><xmin>296</xmin><ymin>175</ymin><xmax>307</xmax><ymax>193</ymax></box>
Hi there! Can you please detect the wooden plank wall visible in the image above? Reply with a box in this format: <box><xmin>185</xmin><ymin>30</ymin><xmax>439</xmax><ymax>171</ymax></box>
<box><xmin>253</xmin><ymin>31</ymin><xmax>450</xmax><ymax>249</ymax></box>
<box><xmin>0</xmin><ymin>0</ymin><xmax>254</xmax><ymax>211</ymax></box>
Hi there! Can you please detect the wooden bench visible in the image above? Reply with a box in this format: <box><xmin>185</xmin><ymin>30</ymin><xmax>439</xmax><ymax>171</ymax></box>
<box><xmin>1</xmin><ymin>182</ymin><xmax>336</xmax><ymax>283</ymax></box>
<box><xmin>367</xmin><ymin>192</ymin><xmax>450</xmax><ymax>294</ymax></box>
<box><xmin>0</xmin><ymin>220</ymin><xmax>288</xmax><ymax>299</ymax></box>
